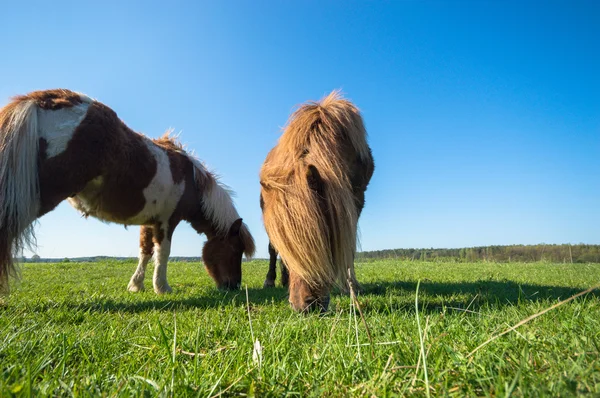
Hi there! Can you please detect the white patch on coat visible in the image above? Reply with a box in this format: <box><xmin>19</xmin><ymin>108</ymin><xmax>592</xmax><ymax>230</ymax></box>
<box><xmin>130</xmin><ymin>140</ymin><xmax>185</xmax><ymax>224</ymax></box>
<box><xmin>67</xmin><ymin>138</ymin><xmax>185</xmax><ymax>226</ymax></box>
<box><xmin>66</xmin><ymin>176</ymin><xmax>105</xmax><ymax>218</ymax></box>
<box><xmin>38</xmin><ymin>101</ymin><xmax>91</xmax><ymax>158</ymax></box>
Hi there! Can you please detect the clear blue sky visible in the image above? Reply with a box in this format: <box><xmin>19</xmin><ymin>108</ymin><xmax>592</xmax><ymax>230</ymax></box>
<box><xmin>1</xmin><ymin>1</ymin><xmax>598</xmax><ymax>259</ymax></box>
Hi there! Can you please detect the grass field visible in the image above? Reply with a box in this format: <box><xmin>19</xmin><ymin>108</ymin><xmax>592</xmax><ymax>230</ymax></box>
<box><xmin>1</xmin><ymin>259</ymin><xmax>599</xmax><ymax>397</ymax></box>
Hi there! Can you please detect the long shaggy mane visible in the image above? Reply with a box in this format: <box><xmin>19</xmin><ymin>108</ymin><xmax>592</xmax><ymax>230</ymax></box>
<box><xmin>260</xmin><ymin>90</ymin><xmax>371</xmax><ymax>290</ymax></box>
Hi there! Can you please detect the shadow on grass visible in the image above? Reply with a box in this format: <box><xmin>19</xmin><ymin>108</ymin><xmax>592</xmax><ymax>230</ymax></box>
<box><xmin>26</xmin><ymin>279</ymin><xmax>599</xmax><ymax>316</ymax></box>
<box><xmin>37</xmin><ymin>286</ymin><xmax>291</xmax><ymax>314</ymax></box>
<box><xmin>350</xmin><ymin>280</ymin><xmax>600</xmax><ymax>315</ymax></box>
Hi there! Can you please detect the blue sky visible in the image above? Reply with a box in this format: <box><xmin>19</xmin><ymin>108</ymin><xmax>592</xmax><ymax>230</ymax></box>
<box><xmin>1</xmin><ymin>1</ymin><xmax>598</xmax><ymax>259</ymax></box>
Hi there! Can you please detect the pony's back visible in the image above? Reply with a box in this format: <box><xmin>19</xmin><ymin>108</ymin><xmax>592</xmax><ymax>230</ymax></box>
<box><xmin>260</xmin><ymin>90</ymin><xmax>372</xmax><ymax>293</ymax></box>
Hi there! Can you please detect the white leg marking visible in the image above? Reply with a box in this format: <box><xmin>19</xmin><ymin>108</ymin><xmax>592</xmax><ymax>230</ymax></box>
<box><xmin>38</xmin><ymin>102</ymin><xmax>91</xmax><ymax>158</ymax></box>
<box><xmin>153</xmin><ymin>236</ymin><xmax>172</xmax><ymax>294</ymax></box>
<box><xmin>128</xmin><ymin>250</ymin><xmax>152</xmax><ymax>292</ymax></box>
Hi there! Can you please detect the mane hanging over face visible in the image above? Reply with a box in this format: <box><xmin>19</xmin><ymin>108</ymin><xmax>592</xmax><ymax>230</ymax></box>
<box><xmin>259</xmin><ymin>89</ymin><xmax>374</xmax><ymax>312</ymax></box>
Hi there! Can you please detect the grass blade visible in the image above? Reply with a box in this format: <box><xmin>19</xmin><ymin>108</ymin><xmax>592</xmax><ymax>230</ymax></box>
<box><xmin>415</xmin><ymin>280</ymin><xmax>431</xmax><ymax>398</ymax></box>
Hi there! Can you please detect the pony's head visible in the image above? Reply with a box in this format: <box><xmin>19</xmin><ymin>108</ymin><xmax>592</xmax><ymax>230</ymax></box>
<box><xmin>288</xmin><ymin>271</ymin><xmax>331</xmax><ymax>313</ymax></box>
<box><xmin>179</xmin><ymin>149</ymin><xmax>256</xmax><ymax>291</ymax></box>
<box><xmin>202</xmin><ymin>218</ymin><xmax>254</xmax><ymax>290</ymax></box>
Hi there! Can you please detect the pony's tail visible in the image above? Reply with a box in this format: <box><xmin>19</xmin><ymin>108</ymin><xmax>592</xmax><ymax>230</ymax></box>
<box><xmin>0</xmin><ymin>99</ymin><xmax>41</xmax><ymax>292</ymax></box>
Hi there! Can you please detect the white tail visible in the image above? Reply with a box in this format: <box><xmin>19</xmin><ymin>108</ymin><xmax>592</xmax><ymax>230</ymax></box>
<box><xmin>0</xmin><ymin>99</ymin><xmax>41</xmax><ymax>290</ymax></box>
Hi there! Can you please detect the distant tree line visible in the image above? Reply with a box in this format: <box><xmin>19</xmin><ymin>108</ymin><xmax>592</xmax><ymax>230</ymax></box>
<box><xmin>20</xmin><ymin>244</ymin><xmax>600</xmax><ymax>264</ymax></box>
<box><xmin>356</xmin><ymin>244</ymin><xmax>600</xmax><ymax>263</ymax></box>
<box><xmin>21</xmin><ymin>255</ymin><xmax>211</xmax><ymax>263</ymax></box>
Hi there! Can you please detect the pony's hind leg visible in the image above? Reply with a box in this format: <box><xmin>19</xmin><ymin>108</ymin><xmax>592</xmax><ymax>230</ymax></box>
<box><xmin>263</xmin><ymin>242</ymin><xmax>278</xmax><ymax>288</ymax></box>
<box><xmin>0</xmin><ymin>227</ymin><xmax>16</xmax><ymax>293</ymax></box>
<box><xmin>128</xmin><ymin>226</ymin><xmax>154</xmax><ymax>292</ymax></box>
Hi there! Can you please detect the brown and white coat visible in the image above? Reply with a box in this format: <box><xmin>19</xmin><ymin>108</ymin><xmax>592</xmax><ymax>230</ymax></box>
<box><xmin>0</xmin><ymin>89</ymin><xmax>255</xmax><ymax>293</ymax></box>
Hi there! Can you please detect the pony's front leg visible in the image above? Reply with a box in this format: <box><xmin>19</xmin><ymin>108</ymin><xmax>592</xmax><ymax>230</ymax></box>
<box><xmin>128</xmin><ymin>226</ymin><xmax>154</xmax><ymax>292</ymax></box>
<box><xmin>152</xmin><ymin>224</ymin><xmax>173</xmax><ymax>294</ymax></box>
<box><xmin>263</xmin><ymin>242</ymin><xmax>278</xmax><ymax>288</ymax></box>
<box><xmin>280</xmin><ymin>260</ymin><xmax>289</xmax><ymax>287</ymax></box>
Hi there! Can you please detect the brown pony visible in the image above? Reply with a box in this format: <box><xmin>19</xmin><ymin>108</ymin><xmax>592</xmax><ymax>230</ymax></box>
<box><xmin>260</xmin><ymin>90</ymin><xmax>374</xmax><ymax>312</ymax></box>
<box><xmin>0</xmin><ymin>89</ymin><xmax>255</xmax><ymax>294</ymax></box>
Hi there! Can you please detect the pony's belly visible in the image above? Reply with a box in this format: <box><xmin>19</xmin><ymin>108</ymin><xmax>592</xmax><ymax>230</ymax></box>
<box><xmin>66</xmin><ymin>178</ymin><xmax>146</xmax><ymax>225</ymax></box>
<box><xmin>68</xmin><ymin>194</ymin><xmax>161</xmax><ymax>225</ymax></box>
<box><xmin>68</xmin><ymin>175</ymin><xmax>185</xmax><ymax>226</ymax></box>
<box><xmin>70</xmin><ymin>198</ymin><xmax>149</xmax><ymax>225</ymax></box>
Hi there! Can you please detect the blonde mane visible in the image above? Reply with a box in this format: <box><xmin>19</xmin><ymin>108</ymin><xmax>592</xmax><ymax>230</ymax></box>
<box><xmin>260</xmin><ymin>90</ymin><xmax>370</xmax><ymax>290</ymax></box>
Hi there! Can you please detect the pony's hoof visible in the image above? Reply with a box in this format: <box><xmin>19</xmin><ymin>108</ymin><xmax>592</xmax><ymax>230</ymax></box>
<box><xmin>263</xmin><ymin>280</ymin><xmax>275</xmax><ymax>288</ymax></box>
<box><xmin>155</xmin><ymin>285</ymin><xmax>172</xmax><ymax>294</ymax></box>
<box><xmin>127</xmin><ymin>282</ymin><xmax>144</xmax><ymax>292</ymax></box>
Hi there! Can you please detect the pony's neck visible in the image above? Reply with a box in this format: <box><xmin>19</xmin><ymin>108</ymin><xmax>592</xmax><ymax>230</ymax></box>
<box><xmin>186</xmin><ymin>168</ymin><xmax>239</xmax><ymax>240</ymax></box>
<box><xmin>198</xmin><ymin>172</ymin><xmax>240</xmax><ymax>237</ymax></box>
<box><xmin>189</xmin><ymin>214</ymin><xmax>219</xmax><ymax>240</ymax></box>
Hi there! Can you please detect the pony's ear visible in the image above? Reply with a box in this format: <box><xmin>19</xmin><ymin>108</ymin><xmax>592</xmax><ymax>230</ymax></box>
<box><xmin>227</xmin><ymin>218</ymin><xmax>243</xmax><ymax>237</ymax></box>
<box><xmin>306</xmin><ymin>165</ymin><xmax>324</xmax><ymax>195</ymax></box>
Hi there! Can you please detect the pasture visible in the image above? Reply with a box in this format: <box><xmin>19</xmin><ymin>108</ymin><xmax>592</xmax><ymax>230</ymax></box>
<box><xmin>1</xmin><ymin>259</ymin><xmax>599</xmax><ymax>396</ymax></box>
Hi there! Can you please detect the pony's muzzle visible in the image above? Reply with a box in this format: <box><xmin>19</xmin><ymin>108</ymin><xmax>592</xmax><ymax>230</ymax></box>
<box><xmin>219</xmin><ymin>280</ymin><xmax>241</xmax><ymax>290</ymax></box>
<box><xmin>290</xmin><ymin>294</ymin><xmax>330</xmax><ymax>314</ymax></box>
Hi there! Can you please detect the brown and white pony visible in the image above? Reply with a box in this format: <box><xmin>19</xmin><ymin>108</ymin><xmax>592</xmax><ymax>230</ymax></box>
<box><xmin>0</xmin><ymin>89</ymin><xmax>255</xmax><ymax>294</ymax></box>
<box><xmin>260</xmin><ymin>90</ymin><xmax>374</xmax><ymax>312</ymax></box>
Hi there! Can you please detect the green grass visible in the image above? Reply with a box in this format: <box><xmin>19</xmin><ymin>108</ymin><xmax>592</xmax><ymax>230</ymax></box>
<box><xmin>1</xmin><ymin>259</ymin><xmax>600</xmax><ymax>397</ymax></box>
